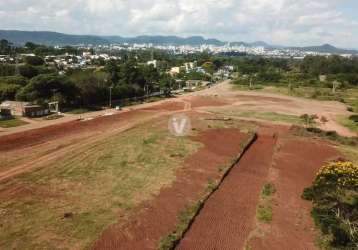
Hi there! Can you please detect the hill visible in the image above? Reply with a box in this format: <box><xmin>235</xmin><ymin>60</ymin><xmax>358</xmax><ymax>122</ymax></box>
<box><xmin>290</xmin><ymin>44</ymin><xmax>357</xmax><ymax>55</ymax></box>
<box><xmin>0</xmin><ymin>30</ymin><xmax>109</xmax><ymax>46</ymax></box>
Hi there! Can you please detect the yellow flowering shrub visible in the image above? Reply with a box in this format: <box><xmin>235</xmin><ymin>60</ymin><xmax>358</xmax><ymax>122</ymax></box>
<box><xmin>315</xmin><ymin>161</ymin><xmax>358</xmax><ymax>188</ymax></box>
<box><xmin>303</xmin><ymin>161</ymin><xmax>358</xmax><ymax>248</ymax></box>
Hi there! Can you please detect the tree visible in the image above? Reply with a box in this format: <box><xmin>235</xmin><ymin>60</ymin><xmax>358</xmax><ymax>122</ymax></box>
<box><xmin>17</xmin><ymin>74</ymin><xmax>79</xmax><ymax>107</ymax></box>
<box><xmin>202</xmin><ymin>61</ymin><xmax>215</xmax><ymax>75</ymax></box>
<box><xmin>25</xmin><ymin>42</ymin><xmax>39</xmax><ymax>51</ymax></box>
<box><xmin>0</xmin><ymin>39</ymin><xmax>11</xmax><ymax>55</ymax></box>
<box><xmin>69</xmin><ymin>70</ymin><xmax>110</xmax><ymax>106</ymax></box>
<box><xmin>105</xmin><ymin>60</ymin><xmax>119</xmax><ymax>85</ymax></box>
<box><xmin>0</xmin><ymin>76</ymin><xmax>28</xmax><ymax>86</ymax></box>
<box><xmin>159</xmin><ymin>74</ymin><xmax>174</xmax><ymax>97</ymax></box>
<box><xmin>25</xmin><ymin>56</ymin><xmax>45</xmax><ymax>66</ymax></box>
<box><xmin>0</xmin><ymin>84</ymin><xmax>22</xmax><ymax>101</ymax></box>
<box><xmin>19</xmin><ymin>65</ymin><xmax>39</xmax><ymax>79</ymax></box>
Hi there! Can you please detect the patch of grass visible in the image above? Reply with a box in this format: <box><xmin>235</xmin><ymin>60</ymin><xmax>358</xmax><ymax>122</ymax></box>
<box><xmin>339</xmin><ymin>145</ymin><xmax>358</xmax><ymax>165</ymax></box>
<box><xmin>67</xmin><ymin>107</ymin><xmax>102</xmax><ymax>114</ymax></box>
<box><xmin>0</xmin><ymin>117</ymin><xmax>28</xmax><ymax>128</ymax></box>
<box><xmin>337</xmin><ymin>115</ymin><xmax>358</xmax><ymax>133</ymax></box>
<box><xmin>256</xmin><ymin>205</ymin><xmax>273</xmax><ymax>223</ymax></box>
<box><xmin>159</xmin><ymin>202</ymin><xmax>201</xmax><ymax>250</ymax></box>
<box><xmin>256</xmin><ymin>183</ymin><xmax>276</xmax><ymax>224</ymax></box>
<box><xmin>0</xmin><ymin>126</ymin><xmax>201</xmax><ymax>249</ymax></box>
<box><xmin>232</xmin><ymin>111</ymin><xmax>304</xmax><ymax>125</ymax></box>
<box><xmin>261</xmin><ymin>183</ymin><xmax>276</xmax><ymax>197</ymax></box>
<box><xmin>293</xmin><ymin>126</ymin><xmax>358</xmax><ymax>146</ymax></box>
<box><xmin>232</xmin><ymin>83</ymin><xmax>264</xmax><ymax>91</ymax></box>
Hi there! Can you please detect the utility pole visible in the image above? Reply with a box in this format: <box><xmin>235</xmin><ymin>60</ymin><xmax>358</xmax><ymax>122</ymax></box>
<box><xmin>109</xmin><ymin>86</ymin><xmax>113</xmax><ymax>108</ymax></box>
<box><xmin>332</xmin><ymin>80</ymin><xmax>339</xmax><ymax>94</ymax></box>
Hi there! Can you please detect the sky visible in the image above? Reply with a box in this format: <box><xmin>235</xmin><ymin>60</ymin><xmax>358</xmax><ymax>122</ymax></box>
<box><xmin>0</xmin><ymin>0</ymin><xmax>358</xmax><ymax>48</ymax></box>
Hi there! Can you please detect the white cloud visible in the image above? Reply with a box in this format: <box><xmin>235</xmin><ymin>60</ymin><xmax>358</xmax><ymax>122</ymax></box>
<box><xmin>0</xmin><ymin>0</ymin><xmax>357</xmax><ymax>47</ymax></box>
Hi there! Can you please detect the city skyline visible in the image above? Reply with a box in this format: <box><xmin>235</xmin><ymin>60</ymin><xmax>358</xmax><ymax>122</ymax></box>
<box><xmin>0</xmin><ymin>0</ymin><xmax>358</xmax><ymax>48</ymax></box>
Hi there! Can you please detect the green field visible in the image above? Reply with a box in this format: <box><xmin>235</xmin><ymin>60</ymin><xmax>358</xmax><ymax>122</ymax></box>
<box><xmin>337</xmin><ymin>115</ymin><xmax>358</xmax><ymax>133</ymax></box>
<box><xmin>210</xmin><ymin>110</ymin><xmax>305</xmax><ymax>126</ymax></box>
<box><xmin>0</xmin><ymin>125</ymin><xmax>201</xmax><ymax>249</ymax></box>
<box><xmin>0</xmin><ymin>117</ymin><xmax>28</xmax><ymax>128</ymax></box>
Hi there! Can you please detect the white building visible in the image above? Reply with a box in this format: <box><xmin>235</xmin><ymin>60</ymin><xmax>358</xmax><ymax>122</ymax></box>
<box><xmin>147</xmin><ymin>60</ymin><xmax>158</xmax><ymax>68</ymax></box>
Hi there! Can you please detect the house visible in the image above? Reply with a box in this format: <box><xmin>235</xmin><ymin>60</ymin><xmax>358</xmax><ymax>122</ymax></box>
<box><xmin>184</xmin><ymin>62</ymin><xmax>196</xmax><ymax>73</ymax></box>
<box><xmin>0</xmin><ymin>104</ymin><xmax>12</xmax><ymax>119</ymax></box>
<box><xmin>185</xmin><ymin>80</ymin><xmax>211</xmax><ymax>90</ymax></box>
<box><xmin>319</xmin><ymin>75</ymin><xmax>327</xmax><ymax>82</ymax></box>
<box><xmin>0</xmin><ymin>101</ymin><xmax>49</xmax><ymax>117</ymax></box>
<box><xmin>147</xmin><ymin>60</ymin><xmax>158</xmax><ymax>68</ymax></box>
<box><xmin>23</xmin><ymin>105</ymin><xmax>50</xmax><ymax>118</ymax></box>
<box><xmin>169</xmin><ymin>67</ymin><xmax>181</xmax><ymax>76</ymax></box>
<box><xmin>0</xmin><ymin>101</ymin><xmax>30</xmax><ymax>116</ymax></box>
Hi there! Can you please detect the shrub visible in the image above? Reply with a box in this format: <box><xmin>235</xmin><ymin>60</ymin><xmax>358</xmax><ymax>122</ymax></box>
<box><xmin>347</xmin><ymin>107</ymin><xmax>354</xmax><ymax>112</ymax></box>
<box><xmin>303</xmin><ymin>161</ymin><xmax>358</xmax><ymax>249</ymax></box>
<box><xmin>349</xmin><ymin>115</ymin><xmax>358</xmax><ymax>123</ymax></box>
<box><xmin>262</xmin><ymin>183</ymin><xmax>276</xmax><ymax>197</ymax></box>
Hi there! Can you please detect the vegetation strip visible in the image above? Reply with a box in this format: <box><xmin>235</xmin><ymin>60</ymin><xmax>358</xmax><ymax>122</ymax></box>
<box><xmin>158</xmin><ymin>132</ymin><xmax>258</xmax><ymax>250</ymax></box>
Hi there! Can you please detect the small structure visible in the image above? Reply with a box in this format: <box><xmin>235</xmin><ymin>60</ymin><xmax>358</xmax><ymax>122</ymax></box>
<box><xmin>169</xmin><ymin>67</ymin><xmax>181</xmax><ymax>76</ymax></box>
<box><xmin>185</xmin><ymin>80</ymin><xmax>211</xmax><ymax>90</ymax></box>
<box><xmin>0</xmin><ymin>101</ymin><xmax>49</xmax><ymax>118</ymax></box>
<box><xmin>48</xmin><ymin>102</ymin><xmax>59</xmax><ymax>114</ymax></box>
<box><xmin>0</xmin><ymin>101</ymin><xmax>30</xmax><ymax>116</ymax></box>
<box><xmin>319</xmin><ymin>75</ymin><xmax>327</xmax><ymax>82</ymax></box>
<box><xmin>23</xmin><ymin>105</ymin><xmax>50</xmax><ymax>118</ymax></box>
<box><xmin>147</xmin><ymin>60</ymin><xmax>158</xmax><ymax>68</ymax></box>
<box><xmin>0</xmin><ymin>104</ymin><xmax>12</xmax><ymax>119</ymax></box>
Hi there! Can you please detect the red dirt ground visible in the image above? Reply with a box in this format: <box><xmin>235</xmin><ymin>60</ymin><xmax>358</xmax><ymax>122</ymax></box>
<box><xmin>249</xmin><ymin>137</ymin><xmax>341</xmax><ymax>250</ymax></box>
<box><xmin>0</xmin><ymin>110</ymin><xmax>153</xmax><ymax>152</ymax></box>
<box><xmin>91</xmin><ymin>128</ymin><xmax>249</xmax><ymax>250</ymax></box>
<box><xmin>177</xmin><ymin>132</ymin><xmax>277</xmax><ymax>250</ymax></box>
<box><xmin>234</xmin><ymin>94</ymin><xmax>294</xmax><ymax>104</ymax></box>
<box><xmin>184</xmin><ymin>96</ymin><xmax>228</xmax><ymax>108</ymax></box>
<box><xmin>142</xmin><ymin>101</ymin><xmax>185</xmax><ymax>111</ymax></box>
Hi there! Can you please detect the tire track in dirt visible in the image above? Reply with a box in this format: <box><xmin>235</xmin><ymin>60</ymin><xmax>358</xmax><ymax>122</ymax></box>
<box><xmin>177</xmin><ymin>133</ymin><xmax>277</xmax><ymax>250</ymax></box>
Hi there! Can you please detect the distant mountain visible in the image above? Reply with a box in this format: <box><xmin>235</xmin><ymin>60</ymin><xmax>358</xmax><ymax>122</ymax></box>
<box><xmin>0</xmin><ymin>30</ymin><xmax>109</xmax><ymax>46</ymax></box>
<box><xmin>0</xmin><ymin>30</ymin><xmax>357</xmax><ymax>54</ymax></box>
<box><xmin>290</xmin><ymin>44</ymin><xmax>358</xmax><ymax>55</ymax></box>
<box><xmin>103</xmin><ymin>35</ymin><xmax>225</xmax><ymax>46</ymax></box>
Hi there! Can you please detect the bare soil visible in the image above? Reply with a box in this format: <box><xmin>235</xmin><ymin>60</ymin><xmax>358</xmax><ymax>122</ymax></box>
<box><xmin>177</xmin><ymin>131</ymin><xmax>277</xmax><ymax>250</ymax></box>
<box><xmin>141</xmin><ymin>101</ymin><xmax>185</xmax><ymax>111</ymax></box>
<box><xmin>183</xmin><ymin>96</ymin><xmax>228</xmax><ymax>108</ymax></box>
<box><xmin>248</xmin><ymin>137</ymin><xmax>341</xmax><ymax>250</ymax></box>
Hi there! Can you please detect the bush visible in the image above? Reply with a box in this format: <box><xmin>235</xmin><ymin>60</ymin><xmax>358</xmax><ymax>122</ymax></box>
<box><xmin>24</xmin><ymin>56</ymin><xmax>44</xmax><ymax>66</ymax></box>
<box><xmin>349</xmin><ymin>115</ymin><xmax>358</xmax><ymax>123</ymax></box>
<box><xmin>303</xmin><ymin>161</ymin><xmax>358</xmax><ymax>249</ymax></box>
